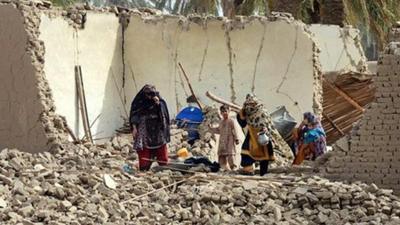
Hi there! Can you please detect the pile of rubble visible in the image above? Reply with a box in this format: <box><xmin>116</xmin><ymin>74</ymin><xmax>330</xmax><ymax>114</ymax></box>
<box><xmin>1</xmin><ymin>145</ymin><xmax>400</xmax><ymax>225</ymax></box>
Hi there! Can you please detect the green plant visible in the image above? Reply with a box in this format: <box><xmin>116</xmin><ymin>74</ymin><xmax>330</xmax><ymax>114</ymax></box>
<box><xmin>344</xmin><ymin>0</ymin><xmax>400</xmax><ymax>49</ymax></box>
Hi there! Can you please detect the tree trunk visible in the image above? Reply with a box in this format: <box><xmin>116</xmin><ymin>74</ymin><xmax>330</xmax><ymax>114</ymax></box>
<box><xmin>222</xmin><ymin>0</ymin><xmax>235</xmax><ymax>18</ymax></box>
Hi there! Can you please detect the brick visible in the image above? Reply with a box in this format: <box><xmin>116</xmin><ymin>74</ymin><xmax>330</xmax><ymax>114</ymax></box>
<box><xmin>382</xmin><ymin>178</ymin><xmax>399</xmax><ymax>185</ymax></box>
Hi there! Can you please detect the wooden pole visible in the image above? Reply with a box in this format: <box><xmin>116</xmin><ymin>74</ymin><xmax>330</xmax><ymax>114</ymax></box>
<box><xmin>121</xmin><ymin>175</ymin><xmax>197</xmax><ymax>204</ymax></box>
<box><xmin>78</xmin><ymin>66</ymin><xmax>93</xmax><ymax>143</ymax></box>
<box><xmin>177</xmin><ymin>62</ymin><xmax>203</xmax><ymax>110</ymax></box>
<box><xmin>323</xmin><ymin>77</ymin><xmax>365</xmax><ymax>113</ymax></box>
<box><xmin>75</xmin><ymin>65</ymin><xmax>93</xmax><ymax>143</ymax></box>
<box><xmin>205</xmin><ymin>91</ymin><xmax>241</xmax><ymax>112</ymax></box>
<box><xmin>65</xmin><ymin>123</ymin><xmax>79</xmax><ymax>143</ymax></box>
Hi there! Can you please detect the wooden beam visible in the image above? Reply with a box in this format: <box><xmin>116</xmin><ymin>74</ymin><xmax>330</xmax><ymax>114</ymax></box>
<box><xmin>323</xmin><ymin>77</ymin><xmax>365</xmax><ymax>113</ymax></box>
<box><xmin>178</xmin><ymin>62</ymin><xmax>203</xmax><ymax>111</ymax></box>
<box><xmin>75</xmin><ymin>65</ymin><xmax>93</xmax><ymax>144</ymax></box>
<box><xmin>205</xmin><ymin>91</ymin><xmax>241</xmax><ymax>112</ymax></box>
<box><xmin>322</xmin><ymin>112</ymin><xmax>345</xmax><ymax>136</ymax></box>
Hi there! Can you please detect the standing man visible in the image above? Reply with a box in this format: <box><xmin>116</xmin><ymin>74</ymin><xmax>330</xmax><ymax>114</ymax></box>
<box><xmin>129</xmin><ymin>84</ymin><xmax>170</xmax><ymax>170</ymax></box>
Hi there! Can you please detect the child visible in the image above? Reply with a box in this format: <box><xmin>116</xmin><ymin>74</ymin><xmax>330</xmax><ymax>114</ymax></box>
<box><xmin>209</xmin><ymin>105</ymin><xmax>239</xmax><ymax>170</ymax></box>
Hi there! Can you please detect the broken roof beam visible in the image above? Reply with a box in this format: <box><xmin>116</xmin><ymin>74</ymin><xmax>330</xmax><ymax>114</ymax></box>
<box><xmin>323</xmin><ymin>77</ymin><xmax>365</xmax><ymax>113</ymax></box>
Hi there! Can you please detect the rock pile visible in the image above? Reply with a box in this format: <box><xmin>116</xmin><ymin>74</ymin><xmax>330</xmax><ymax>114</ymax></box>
<box><xmin>63</xmin><ymin>6</ymin><xmax>87</xmax><ymax>28</ymax></box>
<box><xmin>1</xmin><ymin>144</ymin><xmax>400</xmax><ymax>225</ymax></box>
<box><xmin>168</xmin><ymin>125</ymin><xmax>190</xmax><ymax>155</ymax></box>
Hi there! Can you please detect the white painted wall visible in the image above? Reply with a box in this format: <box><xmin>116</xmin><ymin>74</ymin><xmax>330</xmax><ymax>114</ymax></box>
<box><xmin>40</xmin><ymin>12</ymin><xmax>124</xmax><ymax>141</ymax></box>
<box><xmin>40</xmin><ymin>14</ymin><xmax>319</xmax><ymax>143</ymax></box>
<box><xmin>309</xmin><ymin>24</ymin><xmax>366</xmax><ymax>73</ymax></box>
<box><xmin>124</xmin><ymin>17</ymin><xmax>317</xmax><ymax>122</ymax></box>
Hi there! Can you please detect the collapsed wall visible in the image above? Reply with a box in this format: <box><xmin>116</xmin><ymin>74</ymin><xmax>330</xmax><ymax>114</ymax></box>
<box><xmin>0</xmin><ymin>2</ymin><xmax>326</xmax><ymax>152</ymax></box>
<box><xmin>39</xmin><ymin>10</ymin><xmax>123</xmax><ymax>142</ymax></box>
<box><xmin>309</xmin><ymin>24</ymin><xmax>367</xmax><ymax>73</ymax></box>
<box><xmin>0</xmin><ymin>2</ymin><xmax>67</xmax><ymax>153</ymax></box>
<box><xmin>123</xmin><ymin>14</ymin><xmax>322</xmax><ymax>122</ymax></box>
<box><xmin>322</xmin><ymin>36</ymin><xmax>400</xmax><ymax>194</ymax></box>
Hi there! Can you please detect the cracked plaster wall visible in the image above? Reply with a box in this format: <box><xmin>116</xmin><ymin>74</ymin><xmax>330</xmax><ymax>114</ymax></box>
<box><xmin>1</xmin><ymin>5</ymin><xmax>322</xmax><ymax>149</ymax></box>
<box><xmin>124</xmin><ymin>15</ymin><xmax>319</xmax><ymax>122</ymax></box>
<box><xmin>39</xmin><ymin>12</ymin><xmax>123</xmax><ymax>142</ymax></box>
<box><xmin>0</xmin><ymin>5</ymin><xmax>48</xmax><ymax>152</ymax></box>
<box><xmin>309</xmin><ymin>24</ymin><xmax>367</xmax><ymax>73</ymax></box>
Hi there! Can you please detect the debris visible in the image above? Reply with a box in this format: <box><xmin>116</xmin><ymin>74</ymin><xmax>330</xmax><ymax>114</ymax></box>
<box><xmin>103</xmin><ymin>174</ymin><xmax>117</xmax><ymax>190</ymax></box>
<box><xmin>0</xmin><ymin>198</ymin><xmax>7</xmax><ymax>209</ymax></box>
<box><xmin>293</xmin><ymin>187</ymin><xmax>308</xmax><ymax>195</ymax></box>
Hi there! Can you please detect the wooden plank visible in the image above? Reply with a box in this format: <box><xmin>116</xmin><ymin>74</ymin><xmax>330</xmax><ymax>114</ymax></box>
<box><xmin>323</xmin><ymin>77</ymin><xmax>365</xmax><ymax>112</ymax></box>
<box><xmin>205</xmin><ymin>91</ymin><xmax>241</xmax><ymax>112</ymax></box>
<box><xmin>322</xmin><ymin>112</ymin><xmax>345</xmax><ymax>136</ymax></box>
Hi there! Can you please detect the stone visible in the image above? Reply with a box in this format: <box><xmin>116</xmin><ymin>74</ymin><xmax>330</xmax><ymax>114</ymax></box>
<box><xmin>19</xmin><ymin>205</ymin><xmax>34</xmax><ymax>217</ymax></box>
<box><xmin>9</xmin><ymin>157</ymin><xmax>23</xmax><ymax>171</ymax></box>
<box><xmin>0</xmin><ymin>174</ymin><xmax>12</xmax><ymax>185</ymax></box>
<box><xmin>317</xmin><ymin>212</ymin><xmax>328</xmax><ymax>224</ymax></box>
<box><xmin>98</xmin><ymin>206</ymin><xmax>109</xmax><ymax>218</ymax></box>
<box><xmin>368</xmin><ymin>184</ymin><xmax>379</xmax><ymax>193</ymax></box>
<box><xmin>61</xmin><ymin>200</ymin><xmax>72</xmax><ymax>209</ymax></box>
<box><xmin>383</xmin><ymin>206</ymin><xmax>392</xmax><ymax>215</ymax></box>
<box><xmin>243</xmin><ymin>180</ymin><xmax>258</xmax><ymax>190</ymax></box>
<box><xmin>274</xmin><ymin>207</ymin><xmax>282</xmax><ymax>221</ymax></box>
<box><xmin>0</xmin><ymin>198</ymin><xmax>7</xmax><ymax>208</ymax></box>
<box><xmin>34</xmin><ymin>164</ymin><xmax>46</xmax><ymax>171</ymax></box>
<box><xmin>103</xmin><ymin>174</ymin><xmax>117</xmax><ymax>190</ymax></box>
<box><xmin>293</xmin><ymin>187</ymin><xmax>308</xmax><ymax>195</ymax></box>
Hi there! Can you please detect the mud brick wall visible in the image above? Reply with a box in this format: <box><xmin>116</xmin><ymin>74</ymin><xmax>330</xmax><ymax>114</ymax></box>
<box><xmin>322</xmin><ymin>40</ymin><xmax>400</xmax><ymax>194</ymax></box>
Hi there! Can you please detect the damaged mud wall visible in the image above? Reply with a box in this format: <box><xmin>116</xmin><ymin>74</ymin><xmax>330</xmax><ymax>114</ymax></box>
<box><xmin>309</xmin><ymin>24</ymin><xmax>366</xmax><ymax>73</ymax></box>
<box><xmin>322</xmin><ymin>38</ymin><xmax>400</xmax><ymax>194</ymax></box>
<box><xmin>0</xmin><ymin>3</ymin><xmax>67</xmax><ymax>153</ymax></box>
<box><xmin>0</xmin><ymin>4</ymin><xmax>47</xmax><ymax>152</ymax></box>
<box><xmin>39</xmin><ymin>11</ymin><xmax>123</xmax><ymax>141</ymax></box>
<box><xmin>124</xmin><ymin>15</ymin><xmax>322</xmax><ymax>121</ymax></box>
<box><xmin>0</xmin><ymin>3</ymin><xmax>322</xmax><ymax>151</ymax></box>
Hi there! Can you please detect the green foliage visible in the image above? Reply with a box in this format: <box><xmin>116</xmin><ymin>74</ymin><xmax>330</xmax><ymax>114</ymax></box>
<box><xmin>298</xmin><ymin>0</ymin><xmax>316</xmax><ymax>24</ymax></box>
<box><xmin>343</xmin><ymin>0</ymin><xmax>400</xmax><ymax>48</ymax></box>
<box><xmin>237</xmin><ymin>0</ymin><xmax>268</xmax><ymax>16</ymax></box>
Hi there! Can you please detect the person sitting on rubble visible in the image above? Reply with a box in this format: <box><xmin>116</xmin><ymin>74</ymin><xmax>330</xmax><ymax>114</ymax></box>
<box><xmin>208</xmin><ymin>105</ymin><xmax>239</xmax><ymax>171</ymax></box>
<box><xmin>292</xmin><ymin>112</ymin><xmax>326</xmax><ymax>165</ymax></box>
<box><xmin>129</xmin><ymin>84</ymin><xmax>170</xmax><ymax>171</ymax></box>
<box><xmin>236</xmin><ymin>94</ymin><xmax>275</xmax><ymax>176</ymax></box>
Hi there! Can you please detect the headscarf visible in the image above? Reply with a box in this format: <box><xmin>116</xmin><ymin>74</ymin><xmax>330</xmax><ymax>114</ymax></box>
<box><xmin>130</xmin><ymin>84</ymin><xmax>158</xmax><ymax>124</ymax></box>
<box><xmin>243</xmin><ymin>94</ymin><xmax>271</xmax><ymax>130</ymax></box>
<box><xmin>302</xmin><ymin>112</ymin><xmax>326</xmax><ymax>156</ymax></box>
<box><xmin>303</xmin><ymin>112</ymin><xmax>324</xmax><ymax>129</ymax></box>
<box><xmin>303</xmin><ymin>112</ymin><xmax>315</xmax><ymax>124</ymax></box>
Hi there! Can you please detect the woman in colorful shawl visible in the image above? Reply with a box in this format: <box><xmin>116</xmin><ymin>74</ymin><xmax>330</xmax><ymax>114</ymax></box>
<box><xmin>237</xmin><ymin>94</ymin><xmax>275</xmax><ymax>176</ymax></box>
<box><xmin>292</xmin><ymin>112</ymin><xmax>326</xmax><ymax>165</ymax></box>
<box><xmin>129</xmin><ymin>84</ymin><xmax>170</xmax><ymax>170</ymax></box>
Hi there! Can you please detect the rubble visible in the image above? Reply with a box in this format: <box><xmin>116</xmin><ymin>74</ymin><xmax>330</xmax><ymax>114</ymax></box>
<box><xmin>1</xmin><ymin>144</ymin><xmax>400</xmax><ymax>224</ymax></box>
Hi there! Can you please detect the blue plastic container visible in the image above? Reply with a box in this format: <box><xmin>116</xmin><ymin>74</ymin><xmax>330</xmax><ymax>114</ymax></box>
<box><xmin>176</xmin><ymin>106</ymin><xmax>204</xmax><ymax>142</ymax></box>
